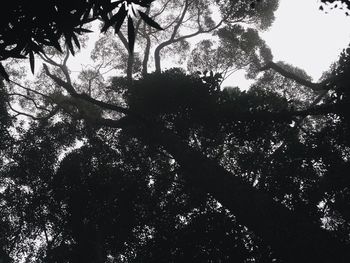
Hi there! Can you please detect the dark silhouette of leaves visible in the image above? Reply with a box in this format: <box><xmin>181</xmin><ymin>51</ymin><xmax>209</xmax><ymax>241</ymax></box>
<box><xmin>101</xmin><ymin>4</ymin><xmax>127</xmax><ymax>33</ymax></box>
<box><xmin>2</xmin><ymin>1</ymin><xmax>350</xmax><ymax>263</ymax></box>
<box><xmin>0</xmin><ymin>63</ymin><xmax>9</xmax><ymax>81</ymax></box>
<box><xmin>29</xmin><ymin>51</ymin><xmax>35</xmax><ymax>74</ymax></box>
<box><xmin>72</xmin><ymin>34</ymin><xmax>81</xmax><ymax>50</ymax></box>
<box><xmin>0</xmin><ymin>0</ymin><xmax>160</xmax><ymax>69</ymax></box>
<box><xmin>139</xmin><ymin>11</ymin><xmax>163</xmax><ymax>30</ymax></box>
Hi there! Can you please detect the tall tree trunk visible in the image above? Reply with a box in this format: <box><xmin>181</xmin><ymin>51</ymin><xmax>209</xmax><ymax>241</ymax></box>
<box><xmin>154</xmin><ymin>40</ymin><xmax>172</xmax><ymax>73</ymax></box>
<box><xmin>154</xmin><ymin>42</ymin><xmax>169</xmax><ymax>73</ymax></box>
<box><xmin>141</xmin><ymin>9</ymin><xmax>151</xmax><ymax>76</ymax></box>
<box><xmin>142</xmin><ymin>33</ymin><xmax>151</xmax><ymax>76</ymax></box>
<box><xmin>154</xmin><ymin>45</ymin><xmax>162</xmax><ymax>73</ymax></box>
<box><xmin>127</xmin><ymin>52</ymin><xmax>134</xmax><ymax>83</ymax></box>
<box><xmin>117</xmin><ymin>31</ymin><xmax>134</xmax><ymax>83</ymax></box>
<box><xmin>122</xmin><ymin>120</ymin><xmax>350</xmax><ymax>263</ymax></box>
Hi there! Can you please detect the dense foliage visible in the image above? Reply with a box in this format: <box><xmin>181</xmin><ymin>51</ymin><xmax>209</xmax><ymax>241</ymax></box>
<box><xmin>0</xmin><ymin>0</ymin><xmax>161</xmax><ymax>79</ymax></box>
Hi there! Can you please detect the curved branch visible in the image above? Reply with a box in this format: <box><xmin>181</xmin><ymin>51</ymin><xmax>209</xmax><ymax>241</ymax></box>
<box><xmin>170</xmin><ymin>0</ymin><xmax>190</xmax><ymax>40</ymax></box>
<box><xmin>260</xmin><ymin>61</ymin><xmax>328</xmax><ymax>92</ymax></box>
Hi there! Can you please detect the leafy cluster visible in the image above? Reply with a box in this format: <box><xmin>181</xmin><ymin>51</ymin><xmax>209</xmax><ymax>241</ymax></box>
<box><xmin>0</xmin><ymin>0</ymin><xmax>162</xmax><ymax>79</ymax></box>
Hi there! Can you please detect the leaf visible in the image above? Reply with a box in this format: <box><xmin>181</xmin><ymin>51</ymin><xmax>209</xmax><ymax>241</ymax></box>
<box><xmin>101</xmin><ymin>5</ymin><xmax>127</xmax><ymax>33</ymax></box>
<box><xmin>29</xmin><ymin>51</ymin><xmax>35</xmax><ymax>74</ymax></box>
<box><xmin>45</xmin><ymin>29</ymin><xmax>63</xmax><ymax>52</ymax></box>
<box><xmin>82</xmin><ymin>3</ymin><xmax>93</xmax><ymax>22</ymax></box>
<box><xmin>71</xmin><ymin>33</ymin><xmax>81</xmax><ymax>50</ymax></box>
<box><xmin>128</xmin><ymin>16</ymin><xmax>135</xmax><ymax>53</ymax></box>
<box><xmin>131</xmin><ymin>4</ymin><xmax>138</xmax><ymax>17</ymax></box>
<box><xmin>52</xmin><ymin>39</ymin><xmax>63</xmax><ymax>53</ymax></box>
<box><xmin>74</xmin><ymin>27</ymin><xmax>93</xmax><ymax>34</ymax></box>
<box><xmin>0</xmin><ymin>63</ymin><xmax>9</xmax><ymax>81</ymax></box>
<box><xmin>30</xmin><ymin>42</ymin><xmax>44</xmax><ymax>54</ymax></box>
<box><xmin>139</xmin><ymin>11</ymin><xmax>163</xmax><ymax>30</ymax></box>
<box><xmin>114</xmin><ymin>9</ymin><xmax>127</xmax><ymax>34</ymax></box>
<box><xmin>66</xmin><ymin>38</ymin><xmax>75</xmax><ymax>55</ymax></box>
<box><xmin>103</xmin><ymin>0</ymin><xmax>124</xmax><ymax>13</ymax></box>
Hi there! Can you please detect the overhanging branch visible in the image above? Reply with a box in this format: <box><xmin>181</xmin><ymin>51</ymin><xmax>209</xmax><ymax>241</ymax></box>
<box><xmin>260</xmin><ymin>61</ymin><xmax>329</xmax><ymax>92</ymax></box>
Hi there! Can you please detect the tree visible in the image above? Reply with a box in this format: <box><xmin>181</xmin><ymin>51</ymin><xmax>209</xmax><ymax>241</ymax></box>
<box><xmin>5</xmin><ymin>64</ymin><xmax>350</xmax><ymax>262</ymax></box>
<box><xmin>89</xmin><ymin>0</ymin><xmax>278</xmax><ymax>80</ymax></box>
<box><xmin>187</xmin><ymin>24</ymin><xmax>273</xmax><ymax>82</ymax></box>
<box><xmin>148</xmin><ymin>0</ymin><xmax>277</xmax><ymax>73</ymax></box>
<box><xmin>2</xmin><ymin>1</ymin><xmax>350</xmax><ymax>262</ymax></box>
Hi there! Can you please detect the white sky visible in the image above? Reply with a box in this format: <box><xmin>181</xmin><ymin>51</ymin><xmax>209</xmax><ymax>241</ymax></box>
<box><xmin>261</xmin><ymin>0</ymin><xmax>350</xmax><ymax>81</ymax></box>
<box><xmin>221</xmin><ymin>0</ymin><xmax>350</xmax><ymax>88</ymax></box>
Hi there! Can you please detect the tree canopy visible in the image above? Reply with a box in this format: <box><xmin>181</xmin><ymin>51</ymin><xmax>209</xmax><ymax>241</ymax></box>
<box><xmin>1</xmin><ymin>1</ymin><xmax>350</xmax><ymax>263</ymax></box>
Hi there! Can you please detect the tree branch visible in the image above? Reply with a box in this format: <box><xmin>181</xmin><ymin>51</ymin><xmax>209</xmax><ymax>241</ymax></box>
<box><xmin>170</xmin><ymin>0</ymin><xmax>190</xmax><ymax>40</ymax></box>
<box><xmin>7</xmin><ymin>101</ymin><xmax>58</xmax><ymax>121</ymax></box>
<box><xmin>43</xmin><ymin>64</ymin><xmax>139</xmax><ymax>118</ymax></box>
<box><xmin>260</xmin><ymin>61</ymin><xmax>328</xmax><ymax>92</ymax></box>
<box><xmin>10</xmin><ymin>79</ymin><xmax>54</xmax><ymax>103</ymax></box>
<box><xmin>150</xmin><ymin>0</ymin><xmax>172</xmax><ymax>19</ymax></box>
<box><xmin>8</xmin><ymin>93</ymin><xmax>51</xmax><ymax>112</ymax></box>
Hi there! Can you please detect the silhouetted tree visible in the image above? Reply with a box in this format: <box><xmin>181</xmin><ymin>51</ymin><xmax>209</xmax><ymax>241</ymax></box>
<box><xmin>1</xmin><ymin>1</ymin><xmax>350</xmax><ymax>263</ymax></box>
